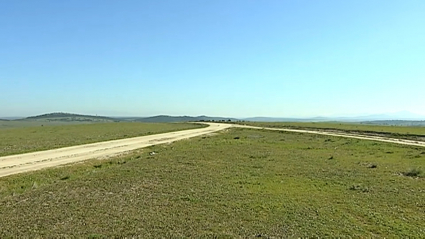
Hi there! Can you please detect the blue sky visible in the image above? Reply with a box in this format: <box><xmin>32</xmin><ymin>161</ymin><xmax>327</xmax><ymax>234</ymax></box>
<box><xmin>1</xmin><ymin>0</ymin><xmax>424</xmax><ymax>117</ymax></box>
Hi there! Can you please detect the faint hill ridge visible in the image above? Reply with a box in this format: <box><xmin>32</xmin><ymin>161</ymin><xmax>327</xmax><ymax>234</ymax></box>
<box><xmin>244</xmin><ymin>111</ymin><xmax>425</xmax><ymax>122</ymax></box>
<box><xmin>378</xmin><ymin>111</ymin><xmax>425</xmax><ymax>120</ymax></box>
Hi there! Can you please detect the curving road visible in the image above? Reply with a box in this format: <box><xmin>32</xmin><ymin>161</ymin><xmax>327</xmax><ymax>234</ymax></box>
<box><xmin>1</xmin><ymin>122</ymin><xmax>424</xmax><ymax>178</ymax></box>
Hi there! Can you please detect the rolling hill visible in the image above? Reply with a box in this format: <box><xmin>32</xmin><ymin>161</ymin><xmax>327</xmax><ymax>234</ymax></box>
<box><xmin>21</xmin><ymin>113</ymin><xmax>238</xmax><ymax>123</ymax></box>
<box><xmin>25</xmin><ymin>113</ymin><xmax>117</xmax><ymax>122</ymax></box>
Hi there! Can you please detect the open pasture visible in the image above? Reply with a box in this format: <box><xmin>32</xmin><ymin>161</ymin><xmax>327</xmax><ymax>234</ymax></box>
<box><xmin>0</xmin><ymin>127</ymin><xmax>423</xmax><ymax>237</ymax></box>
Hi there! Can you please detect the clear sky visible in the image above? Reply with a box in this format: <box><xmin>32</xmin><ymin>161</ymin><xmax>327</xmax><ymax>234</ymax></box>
<box><xmin>1</xmin><ymin>0</ymin><xmax>424</xmax><ymax>117</ymax></box>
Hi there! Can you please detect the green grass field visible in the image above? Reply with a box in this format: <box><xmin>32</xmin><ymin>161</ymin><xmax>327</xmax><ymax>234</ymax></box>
<box><xmin>0</xmin><ymin>127</ymin><xmax>423</xmax><ymax>237</ymax></box>
<box><xmin>0</xmin><ymin>122</ymin><xmax>205</xmax><ymax>157</ymax></box>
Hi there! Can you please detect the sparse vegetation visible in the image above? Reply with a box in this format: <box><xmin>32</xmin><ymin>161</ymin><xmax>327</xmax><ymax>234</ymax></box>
<box><xmin>403</xmin><ymin>168</ymin><xmax>422</xmax><ymax>177</ymax></box>
<box><xmin>0</xmin><ymin>127</ymin><xmax>423</xmax><ymax>237</ymax></box>
<box><xmin>368</xmin><ymin>163</ymin><xmax>378</xmax><ymax>168</ymax></box>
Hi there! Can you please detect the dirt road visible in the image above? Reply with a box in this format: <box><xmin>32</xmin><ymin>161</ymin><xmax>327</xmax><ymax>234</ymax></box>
<box><xmin>237</xmin><ymin>125</ymin><xmax>425</xmax><ymax>147</ymax></box>
<box><xmin>0</xmin><ymin>123</ymin><xmax>231</xmax><ymax>178</ymax></box>
<box><xmin>1</xmin><ymin>122</ymin><xmax>424</xmax><ymax>178</ymax></box>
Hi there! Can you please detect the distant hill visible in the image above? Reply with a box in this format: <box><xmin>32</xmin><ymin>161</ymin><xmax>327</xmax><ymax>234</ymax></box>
<box><xmin>25</xmin><ymin>113</ymin><xmax>117</xmax><ymax>122</ymax></box>
<box><xmin>244</xmin><ymin>112</ymin><xmax>425</xmax><ymax>122</ymax></box>
<box><xmin>21</xmin><ymin>113</ymin><xmax>239</xmax><ymax>123</ymax></box>
<box><xmin>133</xmin><ymin>115</ymin><xmax>239</xmax><ymax>123</ymax></box>
<box><xmin>15</xmin><ymin>111</ymin><xmax>425</xmax><ymax>124</ymax></box>
<box><xmin>243</xmin><ymin>117</ymin><xmax>330</xmax><ymax>122</ymax></box>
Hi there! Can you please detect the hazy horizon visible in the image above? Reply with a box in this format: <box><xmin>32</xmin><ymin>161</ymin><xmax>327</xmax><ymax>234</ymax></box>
<box><xmin>1</xmin><ymin>1</ymin><xmax>424</xmax><ymax>118</ymax></box>
<box><xmin>2</xmin><ymin>110</ymin><xmax>425</xmax><ymax>121</ymax></box>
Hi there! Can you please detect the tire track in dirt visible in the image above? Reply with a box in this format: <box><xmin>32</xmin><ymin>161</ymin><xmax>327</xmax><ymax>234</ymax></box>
<box><xmin>236</xmin><ymin>125</ymin><xmax>425</xmax><ymax>147</ymax></box>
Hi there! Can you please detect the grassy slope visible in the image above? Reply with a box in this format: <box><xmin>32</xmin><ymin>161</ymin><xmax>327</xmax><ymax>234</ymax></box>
<box><xmin>0</xmin><ymin>128</ymin><xmax>423</xmax><ymax>237</ymax></box>
<box><xmin>0</xmin><ymin>122</ymin><xmax>205</xmax><ymax>157</ymax></box>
